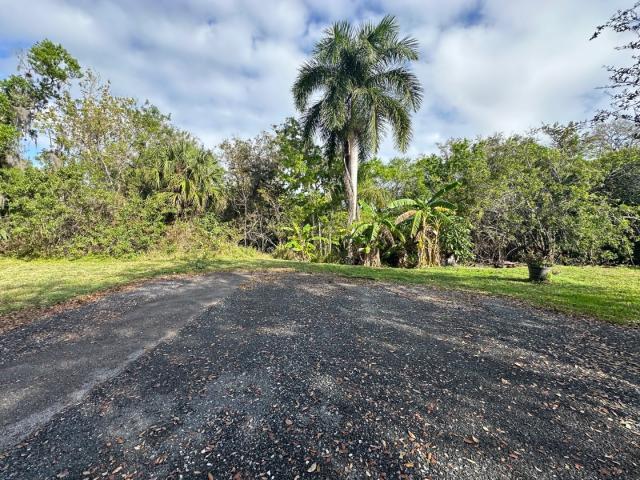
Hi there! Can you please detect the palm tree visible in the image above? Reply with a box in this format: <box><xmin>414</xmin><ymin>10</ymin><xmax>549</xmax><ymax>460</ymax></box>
<box><xmin>143</xmin><ymin>139</ymin><xmax>224</xmax><ymax>217</ymax></box>
<box><xmin>389</xmin><ymin>182</ymin><xmax>459</xmax><ymax>267</ymax></box>
<box><xmin>292</xmin><ymin>15</ymin><xmax>423</xmax><ymax>224</ymax></box>
<box><xmin>350</xmin><ymin>201</ymin><xmax>404</xmax><ymax>267</ymax></box>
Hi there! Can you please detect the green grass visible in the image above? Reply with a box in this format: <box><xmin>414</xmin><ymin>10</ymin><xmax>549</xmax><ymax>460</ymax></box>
<box><xmin>0</xmin><ymin>254</ymin><xmax>275</xmax><ymax>316</ymax></box>
<box><xmin>1</xmin><ymin>256</ymin><xmax>638</xmax><ymax>325</ymax></box>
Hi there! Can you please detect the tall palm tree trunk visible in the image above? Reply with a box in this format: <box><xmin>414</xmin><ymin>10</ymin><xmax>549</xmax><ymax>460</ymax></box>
<box><xmin>344</xmin><ymin>134</ymin><xmax>359</xmax><ymax>225</ymax></box>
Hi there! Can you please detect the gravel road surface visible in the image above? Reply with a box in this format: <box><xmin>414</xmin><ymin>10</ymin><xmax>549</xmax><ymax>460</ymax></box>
<box><xmin>0</xmin><ymin>272</ymin><xmax>638</xmax><ymax>479</ymax></box>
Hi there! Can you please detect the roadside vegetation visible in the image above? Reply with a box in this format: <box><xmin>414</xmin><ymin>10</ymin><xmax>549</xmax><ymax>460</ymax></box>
<box><xmin>1</xmin><ymin>257</ymin><xmax>638</xmax><ymax>325</ymax></box>
<box><xmin>1</xmin><ymin>7</ymin><xmax>639</xmax><ymax>324</ymax></box>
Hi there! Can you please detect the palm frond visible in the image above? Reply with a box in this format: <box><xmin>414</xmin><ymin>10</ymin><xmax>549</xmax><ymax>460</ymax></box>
<box><xmin>380</xmin><ymin>35</ymin><xmax>420</xmax><ymax>64</ymax></box>
<box><xmin>358</xmin><ymin>200</ymin><xmax>375</xmax><ymax>217</ymax></box>
<box><xmin>377</xmin><ymin>94</ymin><xmax>412</xmax><ymax>151</ymax></box>
<box><xmin>292</xmin><ymin>60</ymin><xmax>333</xmax><ymax>111</ymax></box>
<box><xmin>300</xmin><ymin>100</ymin><xmax>323</xmax><ymax>144</ymax></box>
<box><xmin>315</xmin><ymin>21</ymin><xmax>353</xmax><ymax>63</ymax></box>
<box><xmin>369</xmin><ymin>67</ymin><xmax>423</xmax><ymax>110</ymax></box>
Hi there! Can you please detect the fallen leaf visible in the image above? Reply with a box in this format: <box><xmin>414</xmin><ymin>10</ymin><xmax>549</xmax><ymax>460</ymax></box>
<box><xmin>464</xmin><ymin>435</ymin><xmax>480</xmax><ymax>445</ymax></box>
<box><xmin>307</xmin><ymin>462</ymin><xmax>318</xmax><ymax>473</ymax></box>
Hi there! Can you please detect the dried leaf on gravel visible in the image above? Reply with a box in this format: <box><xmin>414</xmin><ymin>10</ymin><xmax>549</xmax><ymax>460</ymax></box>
<box><xmin>464</xmin><ymin>435</ymin><xmax>480</xmax><ymax>445</ymax></box>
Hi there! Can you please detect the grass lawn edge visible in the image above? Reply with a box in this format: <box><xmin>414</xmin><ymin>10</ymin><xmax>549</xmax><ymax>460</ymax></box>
<box><xmin>0</xmin><ymin>256</ymin><xmax>637</xmax><ymax>329</ymax></box>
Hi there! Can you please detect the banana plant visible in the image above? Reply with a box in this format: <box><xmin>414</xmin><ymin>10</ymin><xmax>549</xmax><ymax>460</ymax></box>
<box><xmin>350</xmin><ymin>201</ymin><xmax>405</xmax><ymax>267</ymax></box>
<box><xmin>282</xmin><ymin>223</ymin><xmax>329</xmax><ymax>262</ymax></box>
<box><xmin>389</xmin><ymin>182</ymin><xmax>459</xmax><ymax>267</ymax></box>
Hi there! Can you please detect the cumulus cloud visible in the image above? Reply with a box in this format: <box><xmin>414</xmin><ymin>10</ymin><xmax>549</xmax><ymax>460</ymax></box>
<box><xmin>0</xmin><ymin>0</ymin><xmax>632</xmax><ymax>158</ymax></box>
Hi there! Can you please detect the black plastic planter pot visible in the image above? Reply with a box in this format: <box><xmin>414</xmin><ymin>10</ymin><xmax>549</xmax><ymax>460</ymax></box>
<box><xmin>528</xmin><ymin>264</ymin><xmax>552</xmax><ymax>282</ymax></box>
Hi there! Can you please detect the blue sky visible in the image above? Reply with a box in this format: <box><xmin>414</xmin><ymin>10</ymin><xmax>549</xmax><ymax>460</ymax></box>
<box><xmin>0</xmin><ymin>0</ymin><xmax>631</xmax><ymax>159</ymax></box>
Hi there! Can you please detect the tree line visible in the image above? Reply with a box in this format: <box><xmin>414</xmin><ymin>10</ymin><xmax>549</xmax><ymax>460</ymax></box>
<box><xmin>0</xmin><ymin>7</ymin><xmax>638</xmax><ymax>267</ymax></box>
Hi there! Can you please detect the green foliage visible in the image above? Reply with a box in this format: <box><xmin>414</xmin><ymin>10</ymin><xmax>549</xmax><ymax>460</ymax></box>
<box><xmin>156</xmin><ymin>139</ymin><xmax>224</xmax><ymax>216</ymax></box>
<box><xmin>390</xmin><ymin>182</ymin><xmax>462</xmax><ymax>267</ymax></box>
<box><xmin>277</xmin><ymin>222</ymin><xmax>330</xmax><ymax>262</ymax></box>
<box><xmin>159</xmin><ymin>214</ymin><xmax>242</xmax><ymax>256</ymax></box>
<box><xmin>0</xmin><ymin>165</ymin><xmax>170</xmax><ymax>257</ymax></box>
<box><xmin>0</xmin><ymin>46</ymin><xmax>235</xmax><ymax>259</ymax></box>
<box><xmin>417</xmin><ymin>129</ymin><xmax>639</xmax><ymax>265</ymax></box>
<box><xmin>350</xmin><ymin>202</ymin><xmax>404</xmax><ymax>267</ymax></box>
<box><xmin>0</xmin><ymin>39</ymin><xmax>82</xmax><ymax>166</ymax></box>
<box><xmin>36</xmin><ymin>71</ymin><xmax>147</xmax><ymax>188</ymax></box>
<box><xmin>597</xmin><ymin>148</ymin><xmax>640</xmax><ymax>206</ymax></box>
<box><xmin>292</xmin><ymin>15</ymin><xmax>422</xmax><ymax>222</ymax></box>
<box><xmin>0</xmin><ymin>40</ymin><xmax>637</xmax><ymax>273</ymax></box>
<box><xmin>439</xmin><ymin>215</ymin><xmax>474</xmax><ymax>263</ymax></box>
<box><xmin>0</xmin><ymin>123</ymin><xmax>19</xmax><ymax>159</ymax></box>
<box><xmin>25</xmin><ymin>39</ymin><xmax>82</xmax><ymax>91</ymax></box>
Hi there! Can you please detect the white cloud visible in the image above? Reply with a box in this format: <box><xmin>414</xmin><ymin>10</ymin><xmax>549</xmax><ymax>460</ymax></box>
<box><xmin>426</xmin><ymin>0</ymin><xmax>626</xmax><ymax>136</ymax></box>
<box><xmin>0</xmin><ymin>0</ymin><xmax>633</xmax><ymax>159</ymax></box>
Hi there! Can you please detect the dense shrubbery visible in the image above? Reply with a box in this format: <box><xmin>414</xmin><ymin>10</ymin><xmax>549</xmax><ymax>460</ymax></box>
<box><xmin>0</xmin><ymin>42</ymin><xmax>237</xmax><ymax>258</ymax></box>
<box><xmin>0</xmin><ymin>40</ymin><xmax>638</xmax><ymax>266</ymax></box>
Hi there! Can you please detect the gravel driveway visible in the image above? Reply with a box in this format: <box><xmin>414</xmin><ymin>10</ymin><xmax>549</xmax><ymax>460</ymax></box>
<box><xmin>1</xmin><ymin>272</ymin><xmax>638</xmax><ymax>479</ymax></box>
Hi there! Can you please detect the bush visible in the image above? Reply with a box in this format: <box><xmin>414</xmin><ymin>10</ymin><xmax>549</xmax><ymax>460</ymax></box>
<box><xmin>440</xmin><ymin>216</ymin><xmax>474</xmax><ymax>263</ymax></box>
<box><xmin>0</xmin><ymin>166</ymin><xmax>239</xmax><ymax>258</ymax></box>
<box><xmin>158</xmin><ymin>213</ymin><xmax>241</xmax><ymax>255</ymax></box>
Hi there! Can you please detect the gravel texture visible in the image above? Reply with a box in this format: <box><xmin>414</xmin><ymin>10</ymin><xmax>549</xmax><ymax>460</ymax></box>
<box><xmin>0</xmin><ymin>272</ymin><xmax>250</xmax><ymax>451</ymax></box>
<box><xmin>0</xmin><ymin>272</ymin><xmax>638</xmax><ymax>479</ymax></box>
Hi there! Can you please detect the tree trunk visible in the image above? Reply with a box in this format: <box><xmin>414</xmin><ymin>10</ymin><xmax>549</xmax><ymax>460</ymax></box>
<box><xmin>364</xmin><ymin>248</ymin><xmax>381</xmax><ymax>267</ymax></box>
<box><xmin>416</xmin><ymin>229</ymin><xmax>441</xmax><ymax>268</ymax></box>
<box><xmin>344</xmin><ymin>135</ymin><xmax>359</xmax><ymax>225</ymax></box>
